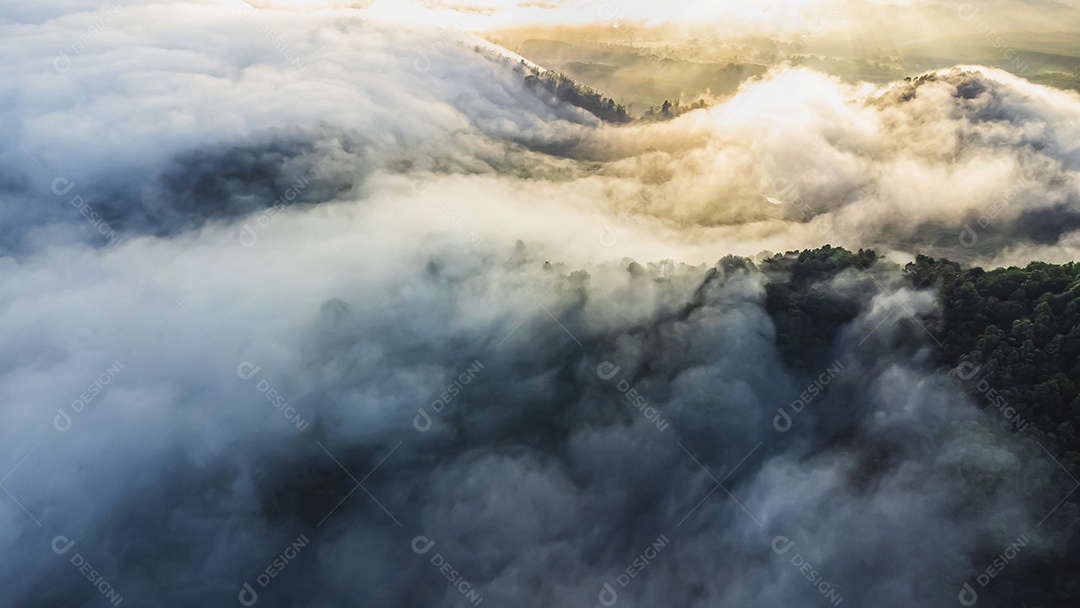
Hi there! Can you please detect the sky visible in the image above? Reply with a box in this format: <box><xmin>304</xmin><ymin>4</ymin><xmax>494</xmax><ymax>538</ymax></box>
<box><xmin>239</xmin><ymin>0</ymin><xmax>1080</xmax><ymax>34</ymax></box>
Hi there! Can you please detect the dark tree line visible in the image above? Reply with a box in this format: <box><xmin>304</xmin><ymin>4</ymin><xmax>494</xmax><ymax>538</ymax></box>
<box><xmin>520</xmin><ymin>66</ymin><xmax>631</xmax><ymax>124</ymax></box>
<box><xmin>640</xmin><ymin>98</ymin><xmax>708</xmax><ymax>121</ymax></box>
<box><xmin>476</xmin><ymin>47</ymin><xmax>711</xmax><ymax>124</ymax></box>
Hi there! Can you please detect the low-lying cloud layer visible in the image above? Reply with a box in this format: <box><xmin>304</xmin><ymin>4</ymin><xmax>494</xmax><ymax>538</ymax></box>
<box><xmin>6</xmin><ymin>1</ymin><xmax>1080</xmax><ymax>264</ymax></box>
<box><xmin>2</xmin><ymin>1</ymin><xmax>1079</xmax><ymax>606</ymax></box>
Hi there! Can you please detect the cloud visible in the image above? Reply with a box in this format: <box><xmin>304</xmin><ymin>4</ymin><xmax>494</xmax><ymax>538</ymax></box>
<box><xmin>0</xmin><ymin>1</ymin><xmax>1078</xmax><ymax>607</ymax></box>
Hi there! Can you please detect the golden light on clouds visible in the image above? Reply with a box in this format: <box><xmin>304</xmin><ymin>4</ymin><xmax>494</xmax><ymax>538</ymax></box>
<box><xmin>241</xmin><ymin>0</ymin><xmax>850</xmax><ymax>32</ymax></box>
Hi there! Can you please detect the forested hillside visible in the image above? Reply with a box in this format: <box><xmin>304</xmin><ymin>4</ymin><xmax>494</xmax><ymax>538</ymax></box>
<box><xmin>906</xmin><ymin>256</ymin><xmax>1080</xmax><ymax>466</ymax></box>
<box><xmin>764</xmin><ymin>247</ymin><xmax>1080</xmax><ymax>606</ymax></box>
<box><xmin>516</xmin><ymin>62</ymin><xmax>632</xmax><ymax>123</ymax></box>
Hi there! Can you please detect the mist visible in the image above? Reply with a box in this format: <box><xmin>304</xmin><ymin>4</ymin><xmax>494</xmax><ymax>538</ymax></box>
<box><xmin>2</xmin><ymin>1</ymin><xmax>1080</xmax><ymax>606</ymax></box>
